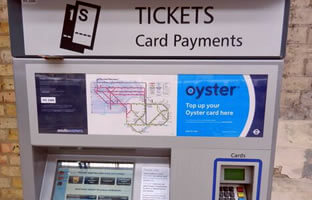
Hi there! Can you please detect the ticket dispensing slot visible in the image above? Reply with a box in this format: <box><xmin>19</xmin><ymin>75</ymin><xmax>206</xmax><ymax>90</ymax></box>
<box><xmin>214</xmin><ymin>159</ymin><xmax>262</xmax><ymax>200</ymax></box>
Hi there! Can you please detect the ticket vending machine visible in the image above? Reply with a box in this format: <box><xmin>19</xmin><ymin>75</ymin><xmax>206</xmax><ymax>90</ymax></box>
<box><xmin>8</xmin><ymin>0</ymin><xmax>289</xmax><ymax>200</ymax></box>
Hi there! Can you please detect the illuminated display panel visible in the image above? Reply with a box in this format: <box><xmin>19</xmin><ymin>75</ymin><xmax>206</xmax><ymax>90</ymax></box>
<box><xmin>52</xmin><ymin>161</ymin><xmax>134</xmax><ymax>200</ymax></box>
<box><xmin>224</xmin><ymin>168</ymin><xmax>245</xmax><ymax>181</ymax></box>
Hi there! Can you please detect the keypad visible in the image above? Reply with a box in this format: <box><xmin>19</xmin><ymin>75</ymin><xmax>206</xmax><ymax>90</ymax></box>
<box><xmin>237</xmin><ymin>187</ymin><xmax>244</xmax><ymax>193</ymax></box>
<box><xmin>219</xmin><ymin>185</ymin><xmax>246</xmax><ymax>200</ymax></box>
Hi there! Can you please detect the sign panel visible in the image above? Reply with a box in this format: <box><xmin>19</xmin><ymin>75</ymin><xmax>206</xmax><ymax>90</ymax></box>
<box><xmin>21</xmin><ymin>0</ymin><xmax>287</xmax><ymax>57</ymax></box>
<box><xmin>86</xmin><ymin>74</ymin><xmax>177</xmax><ymax>136</ymax></box>
<box><xmin>35</xmin><ymin>73</ymin><xmax>267</xmax><ymax>138</ymax></box>
<box><xmin>177</xmin><ymin>75</ymin><xmax>267</xmax><ymax>137</ymax></box>
<box><xmin>35</xmin><ymin>74</ymin><xmax>88</xmax><ymax>134</ymax></box>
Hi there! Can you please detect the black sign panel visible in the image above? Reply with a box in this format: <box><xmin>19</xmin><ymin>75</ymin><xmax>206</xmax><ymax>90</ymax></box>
<box><xmin>35</xmin><ymin>73</ymin><xmax>88</xmax><ymax>134</ymax></box>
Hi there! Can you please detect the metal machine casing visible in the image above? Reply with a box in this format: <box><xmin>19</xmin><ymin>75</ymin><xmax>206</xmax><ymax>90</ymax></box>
<box><xmin>13</xmin><ymin>59</ymin><xmax>282</xmax><ymax>200</ymax></box>
<box><xmin>8</xmin><ymin>0</ymin><xmax>289</xmax><ymax>199</ymax></box>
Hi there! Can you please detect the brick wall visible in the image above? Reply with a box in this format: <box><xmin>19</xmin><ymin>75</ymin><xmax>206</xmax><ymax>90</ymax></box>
<box><xmin>281</xmin><ymin>1</ymin><xmax>312</xmax><ymax>119</ymax></box>
<box><xmin>273</xmin><ymin>1</ymin><xmax>312</xmax><ymax>199</ymax></box>
<box><xmin>0</xmin><ymin>0</ymin><xmax>23</xmax><ymax>199</ymax></box>
<box><xmin>0</xmin><ymin>0</ymin><xmax>311</xmax><ymax>200</ymax></box>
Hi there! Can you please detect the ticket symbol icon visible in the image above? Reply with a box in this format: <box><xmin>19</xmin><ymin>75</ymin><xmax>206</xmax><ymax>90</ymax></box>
<box><xmin>60</xmin><ymin>1</ymin><xmax>101</xmax><ymax>54</ymax></box>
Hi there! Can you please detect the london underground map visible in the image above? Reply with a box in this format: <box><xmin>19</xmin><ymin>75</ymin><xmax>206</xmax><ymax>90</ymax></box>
<box><xmin>86</xmin><ymin>75</ymin><xmax>177</xmax><ymax>136</ymax></box>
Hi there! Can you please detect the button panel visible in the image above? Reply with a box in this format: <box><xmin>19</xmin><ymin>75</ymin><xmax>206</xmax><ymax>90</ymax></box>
<box><xmin>219</xmin><ymin>184</ymin><xmax>247</xmax><ymax>200</ymax></box>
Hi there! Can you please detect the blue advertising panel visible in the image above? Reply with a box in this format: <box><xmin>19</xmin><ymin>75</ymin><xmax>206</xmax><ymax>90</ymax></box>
<box><xmin>177</xmin><ymin>75</ymin><xmax>267</xmax><ymax>137</ymax></box>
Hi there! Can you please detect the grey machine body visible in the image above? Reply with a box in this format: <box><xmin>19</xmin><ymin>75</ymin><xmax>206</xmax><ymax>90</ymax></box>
<box><xmin>8</xmin><ymin>0</ymin><xmax>289</xmax><ymax>200</ymax></box>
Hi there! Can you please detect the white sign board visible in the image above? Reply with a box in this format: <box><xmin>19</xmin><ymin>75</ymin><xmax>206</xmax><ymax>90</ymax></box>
<box><xmin>21</xmin><ymin>0</ymin><xmax>287</xmax><ymax>57</ymax></box>
<box><xmin>141</xmin><ymin>167</ymin><xmax>170</xmax><ymax>200</ymax></box>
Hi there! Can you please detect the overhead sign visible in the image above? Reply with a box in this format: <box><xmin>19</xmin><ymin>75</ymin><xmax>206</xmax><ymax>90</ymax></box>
<box><xmin>19</xmin><ymin>0</ymin><xmax>288</xmax><ymax>57</ymax></box>
<box><xmin>35</xmin><ymin>73</ymin><xmax>267</xmax><ymax>138</ymax></box>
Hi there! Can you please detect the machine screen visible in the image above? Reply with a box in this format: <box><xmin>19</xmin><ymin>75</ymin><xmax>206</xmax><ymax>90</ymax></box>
<box><xmin>224</xmin><ymin>168</ymin><xmax>245</xmax><ymax>181</ymax></box>
<box><xmin>52</xmin><ymin>161</ymin><xmax>134</xmax><ymax>200</ymax></box>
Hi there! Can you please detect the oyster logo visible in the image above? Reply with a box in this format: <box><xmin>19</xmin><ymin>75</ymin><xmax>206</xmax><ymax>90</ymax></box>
<box><xmin>186</xmin><ymin>84</ymin><xmax>238</xmax><ymax>99</ymax></box>
<box><xmin>60</xmin><ymin>1</ymin><xmax>101</xmax><ymax>53</ymax></box>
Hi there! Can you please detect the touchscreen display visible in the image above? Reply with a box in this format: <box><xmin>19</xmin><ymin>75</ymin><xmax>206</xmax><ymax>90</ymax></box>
<box><xmin>52</xmin><ymin>161</ymin><xmax>134</xmax><ymax>200</ymax></box>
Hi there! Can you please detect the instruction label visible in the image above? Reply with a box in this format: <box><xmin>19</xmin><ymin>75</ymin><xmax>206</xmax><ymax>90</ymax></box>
<box><xmin>141</xmin><ymin>167</ymin><xmax>170</xmax><ymax>200</ymax></box>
